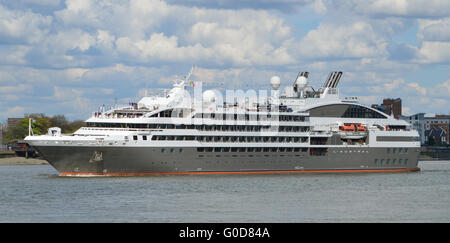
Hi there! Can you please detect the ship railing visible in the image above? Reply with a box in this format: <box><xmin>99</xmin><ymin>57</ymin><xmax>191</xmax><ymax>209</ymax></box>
<box><xmin>342</xmin><ymin>142</ymin><xmax>368</xmax><ymax>146</ymax></box>
<box><xmin>309</xmin><ymin>131</ymin><xmax>332</xmax><ymax>136</ymax></box>
<box><xmin>339</xmin><ymin>131</ymin><xmax>368</xmax><ymax>136</ymax></box>
<box><xmin>80</xmin><ymin>126</ymin><xmax>312</xmax><ymax>134</ymax></box>
<box><xmin>80</xmin><ymin>127</ymin><xmax>154</xmax><ymax>132</ymax></box>
<box><xmin>92</xmin><ymin>112</ymin><xmax>147</xmax><ymax>119</ymax></box>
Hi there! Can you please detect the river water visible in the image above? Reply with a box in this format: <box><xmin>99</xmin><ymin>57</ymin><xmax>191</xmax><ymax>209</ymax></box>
<box><xmin>0</xmin><ymin>161</ymin><xmax>449</xmax><ymax>222</ymax></box>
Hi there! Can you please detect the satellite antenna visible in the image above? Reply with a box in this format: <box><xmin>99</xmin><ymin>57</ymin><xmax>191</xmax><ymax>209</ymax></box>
<box><xmin>270</xmin><ymin>76</ymin><xmax>281</xmax><ymax>90</ymax></box>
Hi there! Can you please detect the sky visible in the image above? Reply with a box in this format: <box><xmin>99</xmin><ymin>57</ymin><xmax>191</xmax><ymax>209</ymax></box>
<box><xmin>0</xmin><ymin>0</ymin><xmax>450</xmax><ymax>122</ymax></box>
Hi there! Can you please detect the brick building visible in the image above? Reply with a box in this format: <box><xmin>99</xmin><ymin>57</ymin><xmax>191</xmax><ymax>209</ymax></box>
<box><xmin>424</xmin><ymin>115</ymin><xmax>450</xmax><ymax>145</ymax></box>
<box><xmin>382</xmin><ymin>98</ymin><xmax>402</xmax><ymax>119</ymax></box>
<box><xmin>372</xmin><ymin>98</ymin><xmax>402</xmax><ymax>119</ymax></box>
<box><xmin>7</xmin><ymin>118</ymin><xmax>23</xmax><ymax>130</ymax></box>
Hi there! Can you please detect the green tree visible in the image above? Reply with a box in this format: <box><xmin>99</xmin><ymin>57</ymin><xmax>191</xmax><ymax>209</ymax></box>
<box><xmin>49</xmin><ymin>115</ymin><xmax>70</xmax><ymax>133</ymax></box>
<box><xmin>5</xmin><ymin>118</ymin><xmax>51</xmax><ymax>142</ymax></box>
<box><xmin>4</xmin><ymin>114</ymin><xmax>86</xmax><ymax>143</ymax></box>
<box><xmin>66</xmin><ymin>120</ymin><xmax>86</xmax><ymax>133</ymax></box>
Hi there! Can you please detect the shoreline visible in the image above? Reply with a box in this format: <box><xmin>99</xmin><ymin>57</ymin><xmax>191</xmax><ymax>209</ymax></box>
<box><xmin>0</xmin><ymin>157</ymin><xmax>49</xmax><ymax>165</ymax></box>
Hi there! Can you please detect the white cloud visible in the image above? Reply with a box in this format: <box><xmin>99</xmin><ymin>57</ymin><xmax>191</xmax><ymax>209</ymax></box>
<box><xmin>0</xmin><ymin>106</ymin><xmax>25</xmax><ymax>118</ymax></box>
<box><xmin>165</xmin><ymin>0</ymin><xmax>313</xmax><ymax>12</ymax></box>
<box><xmin>96</xmin><ymin>29</ymin><xmax>115</xmax><ymax>50</ymax></box>
<box><xmin>411</xmin><ymin>18</ymin><xmax>450</xmax><ymax>64</ymax></box>
<box><xmin>437</xmin><ymin>79</ymin><xmax>450</xmax><ymax>93</ymax></box>
<box><xmin>0</xmin><ymin>5</ymin><xmax>52</xmax><ymax>44</ymax></box>
<box><xmin>296</xmin><ymin>21</ymin><xmax>388</xmax><ymax>60</ymax></box>
<box><xmin>0</xmin><ymin>84</ymin><xmax>32</xmax><ymax>94</ymax></box>
<box><xmin>0</xmin><ymin>0</ymin><xmax>61</xmax><ymax>7</ymax></box>
<box><xmin>364</xmin><ymin>0</ymin><xmax>450</xmax><ymax>18</ymax></box>
<box><xmin>53</xmin><ymin>86</ymin><xmax>83</xmax><ymax>101</ymax></box>
<box><xmin>0</xmin><ymin>0</ymin><xmax>449</xmax><ymax>120</ymax></box>
<box><xmin>100</xmin><ymin>88</ymin><xmax>115</xmax><ymax>95</ymax></box>
<box><xmin>0</xmin><ymin>45</ymin><xmax>30</xmax><ymax>65</ymax></box>
<box><xmin>368</xmin><ymin>78</ymin><xmax>428</xmax><ymax>96</ymax></box>
<box><xmin>417</xmin><ymin>18</ymin><xmax>450</xmax><ymax>42</ymax></box>
<box><xmin>22</xmin><ymin>0</ymin><xmax>60</xmax><ymax>7</ymax></box>
<box><xmin>55</xmin><ymin>0</ymin><xmax>173</xmax><ymax>40</ymax></box>
<box><xmin>415</xmin><ymin>41</ymin><xmax>450</xmax><ymax>64</ymax></box>
<box><xmin>317</xmin><ymin>0</ymin><xmax>450</xmax><ymax>18</ymax></box>
<box><xmin>115</xmin><ymin>33</ymin><xmax>213</xmax><ymax>64</ymax></box>
<box><xmin>362</xmin><ymin>77</ymin><xmax>450</xmax><ymax>115</ymax></box>
<box><xmin>431</xmin><ymin>79</ymin><xmax>450</xmax><ymax>99</ymax></box>
<box><xmin>51</xmin><ymin>0</ymin><xmax>297</xmax><ymax>67</ymax></box>
<box><xmin>186</xmin><ymin>13</ymin><xmax>295</xmax><ymax>65</ymax></box>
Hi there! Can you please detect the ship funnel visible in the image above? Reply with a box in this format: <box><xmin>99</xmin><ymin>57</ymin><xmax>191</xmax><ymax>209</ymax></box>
<box><xmin>323</xmin><ymin>71</ymin><xmax>343</xmax><ymax>88</ymax></box>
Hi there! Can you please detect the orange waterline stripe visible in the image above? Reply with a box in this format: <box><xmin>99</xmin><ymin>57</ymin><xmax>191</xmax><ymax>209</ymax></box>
<box><xmin>60</xmin><ymin>168</ymin><xmax>420</xmax><ymax>176</ymax></box>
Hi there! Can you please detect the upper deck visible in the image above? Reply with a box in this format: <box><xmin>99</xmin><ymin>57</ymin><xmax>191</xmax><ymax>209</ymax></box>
<box><xmin>84</xmin><ymin>70</ymin><xmax>410</xmax><ymax>132</ymax></box>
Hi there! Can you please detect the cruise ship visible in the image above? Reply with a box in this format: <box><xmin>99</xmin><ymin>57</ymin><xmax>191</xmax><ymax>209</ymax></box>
<box><xmin>25</xmin><ymin>70</ymin><xmax>421</xmax><ymax>176</ymax></box>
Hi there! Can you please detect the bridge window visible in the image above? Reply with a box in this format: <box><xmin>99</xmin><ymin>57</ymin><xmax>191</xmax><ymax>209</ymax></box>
<box><xmin>342</xmin><ymin>105</ymin><xmax>387</xmax><ymax>119</ymax></box>
<box><xmin>309</xmin><ymin>104</ymin><xmax>387</xmax><ymax>118</ymax></box>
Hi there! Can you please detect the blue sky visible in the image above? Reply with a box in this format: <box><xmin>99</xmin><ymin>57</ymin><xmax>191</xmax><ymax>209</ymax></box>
<box><xmin>1</xmin><ymin>0</ymin><xmax>450</xmax><ymax>122</ymax></box>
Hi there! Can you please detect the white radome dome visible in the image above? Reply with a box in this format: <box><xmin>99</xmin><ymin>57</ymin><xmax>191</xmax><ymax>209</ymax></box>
<box><xmin>270</xmin><ymin>76</ymin><xmax>281</xmax><ymax>90</ymax></box>
<box><xmin>296</xmin><ymin>76</ymin><xmax>308</xmax><ymax>89</ymax></box>
<box><xmin>202</xmin><ymin>90</ymin><xmax>216</xmax><ymax>104</ymax></box>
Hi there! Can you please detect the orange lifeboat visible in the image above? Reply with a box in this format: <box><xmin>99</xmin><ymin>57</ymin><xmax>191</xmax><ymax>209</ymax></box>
<box><xmin>356</xmin><ymin>124</ymin><xmax>367</xmax><ymax>132</ymax></box>
<box><xmin>339</xmin><ymin>123</ymin><xmax>367</xmax><ymax>139</ymax></box>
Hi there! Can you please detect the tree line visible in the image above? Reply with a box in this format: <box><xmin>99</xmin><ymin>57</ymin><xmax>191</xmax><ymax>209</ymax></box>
<box><xmin>3</xmin><ymin>113</ymin><xmax>85</xmax><ymax>143</ymax></box>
